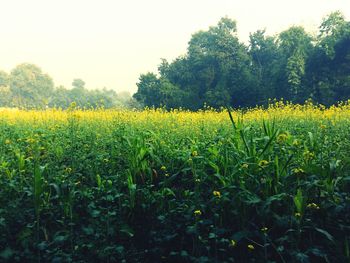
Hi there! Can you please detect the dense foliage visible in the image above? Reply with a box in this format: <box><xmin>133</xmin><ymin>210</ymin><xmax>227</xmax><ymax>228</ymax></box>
<box><xmin>133</xmin><ymin>12</ymin><xmax>350</xmax><ymax>109</ymax></box>
<box><xmin>0</xmin><ymin>103</ymin><xmax>350</xmax><ymax>262</ymax></box>
<box><xmin>0</xmin><ymin>64</ymin><xmax>137</xmax><ymax>109</ymax></box>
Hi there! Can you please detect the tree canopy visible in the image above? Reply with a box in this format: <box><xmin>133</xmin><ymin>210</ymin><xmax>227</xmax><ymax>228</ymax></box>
<box><xmin>133</xmin><ymin>12</ymin><xmax>350</xmax><ymax>109</ymax></box>
<box><xmin>0</xmin><ymin>65</ymin><xmax>138</xmax><ymax>109</ymax></box>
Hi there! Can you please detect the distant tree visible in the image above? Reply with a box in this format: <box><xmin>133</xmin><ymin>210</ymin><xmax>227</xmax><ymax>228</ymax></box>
<box><xmin>72</xmin><ymin>78</ymin><xmax>85</xmax><ymax>89</ymax></box>
<box><xmin>318</xmin><ymin>11</ymin><xmax>349</xmax><ymax>58</ymax></box>
<box><xmin>49</xmin><ymin>86</ymin><xmax>71</xmax><ymax>108</ymax></box>
<box><xmin>0</xmin><ymin>70</ymin><xmax>9</xmax><ymax>87</ymax></box>
<box><xmin>133</xmin><ymin>14</ymin><xmax>350</xmax><ymax>109</ymax></box>
<box><xmin>9</xmin><ymin>63</ymin><xmax>54</xmax><ymax>108</ymax></box>
<box><xmin>0</xmin><ymin>70</ymin><xmax>11</xmax><ymax>107</ymax></box>
<box><xmin>306</xmin><ymin>11</ymin><xmax>350</xmax><ymax>105</ymax></box>
<box><xmin>249</xmin><ymin>30</ymin><xmax>280</xmax><ymax>103</ymax></box>
<box><xmin>133</xmin><ymin>73</ymin><xmax>162</xmax><ymax>107</ymax></box>
<box><xmin>277</xmin><ymin>26</ymin><xmax>313</xmax><ymax>101</ymax></box>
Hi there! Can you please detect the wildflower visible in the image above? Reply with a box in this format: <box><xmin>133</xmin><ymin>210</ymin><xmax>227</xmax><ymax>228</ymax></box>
<box><xmin>229</xmin><ymin>240</ymin><xmax>236</xmax><ymax>247</ymax></box>
<box><xmin>161</xmin><ymin>166</ymin><xmax>166</xmax><ymax>171</ymax></box>
<box><xmin>294</xmin><ymin>212</ymin><xmax>301</xmax><ymax>217</ymax></box>
<box><xmin>258</xmin><ymin>160</ymin><xmax>269</xmax><ymax>167</ymax></box>
<box><xmin>65</xmin><ymin>167</ymin><xmax>72</xmax><ymax>174</ymax></box>
<box><xmin>194</xmin><ymin>210</ymin><xmax>202</xmax><ymax>216</ymax></box>
<box><xmin>277</xmin><ymin>133</ymin><xmax>288</xmax><ymax>143</ymax></box>
<box><xmin>5</xmin><ymin>139</ymin><xmax>11</xmax><ymax>144</ymax></box>
<box><xmin>261</xmin><ymin>227</ymin><xmax>268</xmax><ymax>232</ymax></box>
<box><xmin>191</xmin><ymin>151</ymin><xmax>198</xmax><ymax>157</ymax></box>
<box><xmin>241</xmin><ymin>163</ymin><xmax>248</xmax><ymax>169</ymax></box>
<box><xmin>292</xmin><ymin>139</ymin><xmax>300</xmax><ymax>146</ymax></box>
<box><xmin>195</xmin><ymin>179</ymin><xmax>201</xmax><ymax>183</ymax></box>
<box><xmin>213</xmin><ymin>190</ymin><xmax>221</xmax><ymax>198</ymax></box>
<box><xmin>247</xmin><ymin>244</ymin><xmax>255</xmax><ymax>250</ymax></box>
<box><xmin>292</xmin><ymin>168</ymin><xmax>305</xmax><ymax>174</ymax></box>
<box><xmin>307</xmin><ymin>203</ymin><xmax>320</xmax><ymax>210</ymax></box>
<box><xmin>26</xmin><ymin>138</ymin><xmax>36</xmax><ymax>144</ymax></box>
<box><xmin>165</xmin><ymin>173</ymin><xmax>170</xmax><ymax>177</ymax></box>
<box><xmin>303</xmin><ymin>150</ymin><xmax>315</xmax><ymax>160</ymax></box>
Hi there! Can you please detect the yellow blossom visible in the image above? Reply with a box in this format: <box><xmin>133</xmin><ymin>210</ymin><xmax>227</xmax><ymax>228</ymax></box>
<box><xmin>241</xmin><ymin>163</ymin><xmax>249</xmax><ymax>169</ymax></box>
<box><xmin>194</xmin><ymin>210</ymin><xmax>202</xmax><ymax>216</ymax></box>
<box><xmin>261</xmin><ymin>227</ymin><xmax>268</xmax><ymax>232</ymax></box>
<box><xmin>292</xmin><ymin>168</ymin><xmax>305</xmax><ymax>174</ymax></box>
<box><xmin>258</xmin><ymin>160</ymin><xmax>269</xmax><ymax>167</ymax></box>
<box><xmin>295</xmin><ymin>212</ymin><xmax>301</xmax><ymax>217</ymax></box>
<box><xmin>307</xmin><ymin>203</ymin><xmax>320</xmax><ymax>209</ymax></box>
<box><xmin>277</xmin><ymin>133</ymin><xmax>288</xmax><ymax>143</ymax></box>
<box><xmin>213</xmin><ymin>191</ymin><xmax>221</xmax><ymax>198</ymax></box>
<box><xmin>247</xmin><ymin>244</ymin><xmax>255</xmax><ymax>250</ymax></box>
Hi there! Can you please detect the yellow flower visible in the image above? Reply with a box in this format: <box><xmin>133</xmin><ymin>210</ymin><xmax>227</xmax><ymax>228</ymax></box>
<box><xmin>213</xmin><ymin>190</ymin><xmax>221</xmax><ymax>198</ymax></box>
<box><xmin>307</xmin><ymin>203</ymin><xmax>320</xmax><ymax>210</ymax></box>
<box><xmin>165</xmin><ymin>173</ymin><xmax>170</xmax><ymax>177</ymax></box>
<box><xmin>303</xmin><ymin>151</ymin><xmax>315</xmax><ymax>160</ymax></box>
<box><xmin>292</xmin><ymin>139</ymin><xmax>300</xmax><ymax>146</ymax></box>
<box><xmin>241</xmin><ymin>163</ymin><xmax>249</xmax><ymax>169</ymax></box>
<box><xmin>5</xmin><ymin>139</ymin><xmax>11</xmax><ymax>144</ymax></box>
<box><xmin>292</xmin><ymin>168</ymin><xmax>305</xmax><ymax>174</ymax></box>
<box><xmin>26</xmin><ymin>138</ymin><xmax>36</xmax><ymax>144</ymax></box>
<box><xmin>194</xmin><ymin>210</ymin><xmax>202</xmax><ymax>216</ymax></box>
<box><xmin>277</xmin><ymin>133</ymin><xmax>288</xmax><ymax>143</ymax></box>
<box><xmin>261</xmin><ymin>227</ymin><xmax>268</xmax><ymax>232</ymax></box>
<box><xmin>161</xmin><ymin>166</ymin><xmax>166</xmax><ymax>171</ymax></box>
<box><xmin>230</xmin><ymin>240</ymin><xmax>236</xmax><ymax>247</ymax></box>
<box><xmin>258</xmin><ymin>160</ymin><xmax>269</xmax><ymax>167</ymax></box>
<box><xmin>191</xmin><ymin>151</ymin><xmax>198</xmax><ymax>157</ymax></box>
<box><xmin>247</xmin><ymin>244</ymin><xmax>255</xmax><ymax>250</ymax></box>
<box><xmin>295</xmin><ymin>212</ymin><xmax>301</xmax><ymax>217</ymax></box>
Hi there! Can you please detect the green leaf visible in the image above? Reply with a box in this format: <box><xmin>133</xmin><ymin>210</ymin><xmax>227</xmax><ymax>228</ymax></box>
<box><xmin>314</xmin><ymin>228</ymin><xmax>334</xmax><ymax>243</ymax></box>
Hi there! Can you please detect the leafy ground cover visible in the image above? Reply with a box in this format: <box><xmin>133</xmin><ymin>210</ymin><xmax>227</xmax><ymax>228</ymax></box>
<box><xmin>0</xmin><ymin>102</ymin><xmax>350</xmax><ymax>262</ymax></box>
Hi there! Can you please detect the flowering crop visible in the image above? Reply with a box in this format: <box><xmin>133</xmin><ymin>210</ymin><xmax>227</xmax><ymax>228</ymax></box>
<box><xmin>0</xmin><ymin>102</ymin><xmax>349</xmax><ymax>262</ymax></box>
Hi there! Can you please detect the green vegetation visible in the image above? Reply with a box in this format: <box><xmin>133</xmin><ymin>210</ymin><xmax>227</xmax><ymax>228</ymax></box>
<box><xmin>0</xmin><ymin>64</ymin><xmax>138</xmax><ymax>109</ymax></box>
<box><xmin>0</xmin><ymin>105</ymin><xmax>349</xmax><ymax>262</ymax></box>
<box><xmin>134</xmin><ymin>11</ymin><xmax>350</xmax><ymax>109</ymax></box>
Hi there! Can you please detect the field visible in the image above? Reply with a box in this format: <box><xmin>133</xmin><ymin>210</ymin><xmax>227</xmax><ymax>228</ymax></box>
<box><xmin>0</xmin><ymin>102</ymin><xmax>350</xmax><ymax>262</ymax></box>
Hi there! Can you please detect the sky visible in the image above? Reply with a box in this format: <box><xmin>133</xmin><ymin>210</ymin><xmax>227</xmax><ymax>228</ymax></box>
<box><xmin>0</xmin><ymin>0</ymin><xmax>349</xmax><ymax>94</ymax></box>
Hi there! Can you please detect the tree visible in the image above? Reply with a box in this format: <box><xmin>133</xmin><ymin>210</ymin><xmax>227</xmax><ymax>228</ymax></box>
<box><xmin>278</xmin><ymin>26</ymin><xmax>313</xmax><ymax>101</ymax></box>
<box><xmin>72</xmin><ymin>78</ymin><xmax>85</xmax><ymax>89</ymax></box>
<box><xmin>133</xmin><ymin>73</ymin><xmax>162</xmax><ymax>107</ymax></box>
<box><xmin>306</xmin><ymin>11</ymin><xmax>350</xmax><ymax>105</ymax></box>
<box><xmin>318</xmin><ymin>11</ymin><xmax>349</xmax><ymax>58</ymax></box>
<box><xmin>249</xmin><ymin>30</ymin><xmax>280</xmax><ymax>103</ymax></box>
<box><xmin>0</xmin><ymin>70</ymin><xmax>9</xmax><ymax>87</ymax></box>
<box><xmin>10</xmin><ymin>63</ymin><xmax>54</xmax><ymax>108</ymax></box>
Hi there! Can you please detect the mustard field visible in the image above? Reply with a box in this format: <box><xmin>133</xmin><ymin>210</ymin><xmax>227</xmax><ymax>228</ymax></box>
<box><xmin>0</xmin><ymin>102</ymin><xmax>350</xmax><ymax>262</ymax></box>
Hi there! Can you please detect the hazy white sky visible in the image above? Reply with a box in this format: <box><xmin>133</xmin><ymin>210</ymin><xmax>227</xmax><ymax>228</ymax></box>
<box><xmin>0</xmin><ymin>0</ymin><xmax>349</xmax><ymax>93</ymax></box>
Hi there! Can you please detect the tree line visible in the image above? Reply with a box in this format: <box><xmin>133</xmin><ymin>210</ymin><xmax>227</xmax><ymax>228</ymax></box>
<box><xmin>133</xmin><ymin>11</ymin><xmax>350</xmax><ymax>109</ymax></box>
<box><xmin>0</xmin><ymin>64</ymin><xmax>138</xmax><ymax>109</ymax></box>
